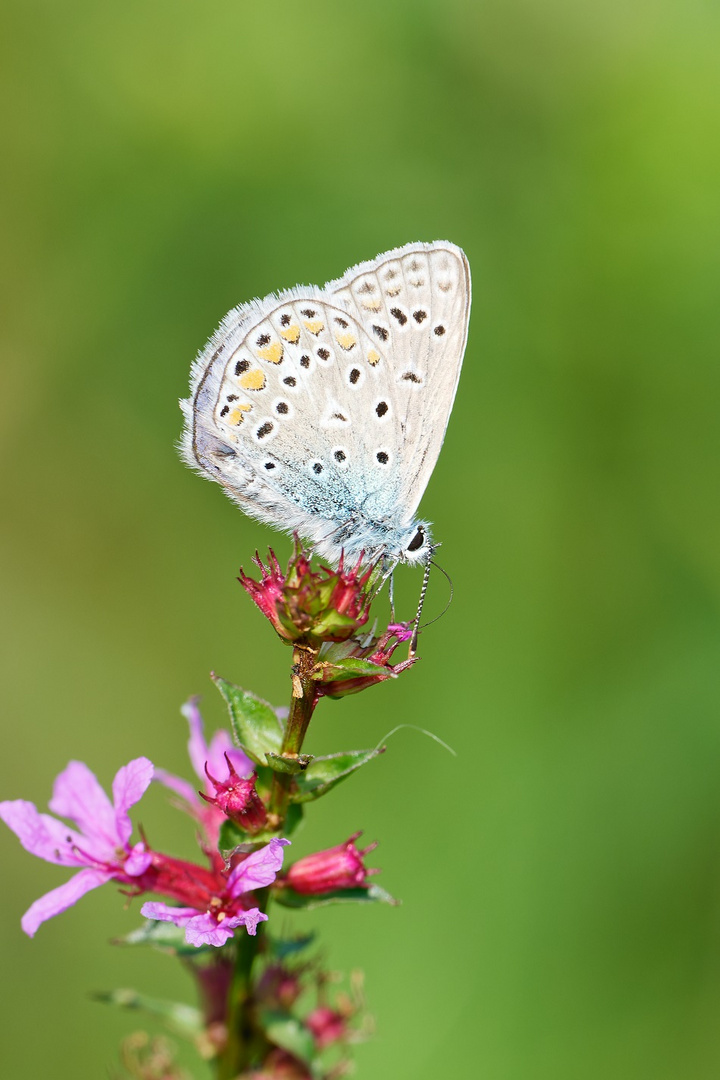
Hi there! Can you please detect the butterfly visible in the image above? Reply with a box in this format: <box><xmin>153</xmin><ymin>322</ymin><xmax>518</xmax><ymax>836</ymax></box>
<box><xmin>181</xmin><ymin>241</ymin><xmax>471</xmax><ymax>576</ymax></box>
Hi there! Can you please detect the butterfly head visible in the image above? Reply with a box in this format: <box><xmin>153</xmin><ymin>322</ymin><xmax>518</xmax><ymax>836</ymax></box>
<box><xmin>396</xmin><ymin>520</ymin><xmax>435</xmax><ymax>568</ymax></box>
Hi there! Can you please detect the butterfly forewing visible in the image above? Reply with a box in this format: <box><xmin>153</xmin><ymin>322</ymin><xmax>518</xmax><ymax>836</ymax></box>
<box><xmin>330</xmin><ymin>242</ymin><xmax>470</xmax><ymax>521</ymax></box>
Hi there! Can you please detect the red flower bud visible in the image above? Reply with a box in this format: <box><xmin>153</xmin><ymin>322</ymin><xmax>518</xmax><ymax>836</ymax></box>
<box><xmin>283</xmin><ymin>832</ymin><xmax>378</xmax><ymax>895</ymax></box>
<box><xmin>239</xmin><ymin>539</ymin><xmax>378</xmax><ymax>646</ymax></box>
<box><xmin>305</xmin><ymin>1005</ymin><xmax>348</xmax><ymax>1049</ymax></box>
<box><xmin>199</xmin><ymin>753</ymin><xmax>268</xmax><ymax>833</ymax></box>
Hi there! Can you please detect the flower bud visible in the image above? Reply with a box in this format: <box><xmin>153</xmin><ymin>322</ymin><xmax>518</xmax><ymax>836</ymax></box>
<box><xmin>199</xmin><ymin>754</ymin><xmax>268</xmax><ymax>833</ymax></box>
<box><xmin>256</xmin><ymin>963</ymin><xmax>303</xmax><ymax>1010</ymax></box>
<box><xmin>239</xmin><ymin>539</ymin><xmax>377</xmax><ymax>646</ymax></box>
<box><xmin>305</xmin><ymin>1006</ymin><xmax>348</xmax><ymax>1049</ymax></box>
<box><xmin>284</xmin><ymin>832</ymin><xmax>377</xmax><ymax>895</ymax></box>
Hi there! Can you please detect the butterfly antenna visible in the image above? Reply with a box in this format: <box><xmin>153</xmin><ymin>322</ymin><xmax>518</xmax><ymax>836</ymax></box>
<box><xmin>409</xmin><ymin>558</ymin><xmax>433</xmax><ymax>658</ymax></box>
<box><xmin>408</xmin><ymin>559</ymin><xmax>454</xmax><ymax>658</ymax></box>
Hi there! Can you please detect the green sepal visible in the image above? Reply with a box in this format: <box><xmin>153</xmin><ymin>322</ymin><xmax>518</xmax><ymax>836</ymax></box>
<box><xmin>218</xmin><ymin>818</ymin><xmax>251</xmax><ymax>856</ymax></box>
<box><xmin>115</xmin><ymin>920</ymin><xmax>215</xmax><ymax>959</ymax></box>
<box><xmin>266</xmin><ymin>932</ymin><xmax>316</xmax><ymax>960</ymax></box>
<box><xmin>290</xmin><ymin>747</ymin><xmax>384</xmax><ymax>803</ymax></box>
<box><xmin>92</xmin><ymin>988</ymin><xmax>203</xmax><ymax>1038</ymax></box>
<box><xmin>218</xmin><ymin>802</ymin><xmax>305</xmax><ymax>855</ymax></box>
<box><xmin>212</xmin><ymin>675</ymin><xmax>284</xmax><ymax>763</ymax></box>
<box><xmin>266</xmin><ymin>751</ymin><xmax>314</xmax><ymax>774</ymax></box>
<box><xmin>274</xmin><ymin>882</ymin><xmax>399</xmax><ymax>910</ymax></box>
<box><xmin>260</xmin><ymin>1009</ymin><xmax>316</xmax><ymax>1064</ymax></box>
<box><xmin>313</xmin><ymin>656</ymin><xmax>387</xmax><ymax>683</ymax></box>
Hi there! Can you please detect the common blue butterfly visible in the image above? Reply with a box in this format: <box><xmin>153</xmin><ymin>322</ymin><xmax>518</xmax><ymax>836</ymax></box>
<box><xmin>181</xmin><ymin>241</ymin><xmax>471</xmax><ymax>575</ymax></box>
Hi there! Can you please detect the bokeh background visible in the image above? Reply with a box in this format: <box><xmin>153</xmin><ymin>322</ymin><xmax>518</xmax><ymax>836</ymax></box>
<box><xmin>1</xmin><ymin>0</ymin><xmax>719</xmax><ymax>1076</ymax></box>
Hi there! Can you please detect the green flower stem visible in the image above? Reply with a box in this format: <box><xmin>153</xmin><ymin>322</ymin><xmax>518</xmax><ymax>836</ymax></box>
<box><xmin>217</xmin><ymin>645</ymin><xmax>319</xmax><ymax>1078</ymax></box>
<box><xmin>269</xmin><ymin>644</ymin><xmax>319</xmax><ymax>823</ymax></box>
<box><xmin>217</xmin><ymin>888</ymin><xmax>270</xmax><ymax>1079</ymax></box>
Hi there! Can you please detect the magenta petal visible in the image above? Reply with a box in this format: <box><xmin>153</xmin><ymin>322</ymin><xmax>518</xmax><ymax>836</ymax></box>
<box><xmin>124</xmin><ymin>843</ymin><xmax>152</xmax><ymax>876</ymax></box>
<box><xmin>184</xmin><ymin>913</ymin><xmax>237</xmax><ymax>948</ymax></box>
<box><xmin>234</xmin><ymin>907</ymin><xmax>268</xmax><ymax>936</ymax></box>
<box><xmin>182</xmin><ymin>699</ymin><xmax>211</xmax><ymax>783</ymax></box>
<box><xmin>228</xmin><ymin>837</ymin><xmax>290</xmax><ymax>895</ymax></box>
<box><xmin>140</xmin><ymin>902</ymin><xmax>198</xmax><ymax>925</ymax></box>
<box><xmin>206</xmin><ymin>730</ymin><xmax>254</xmax><ymax>784</ymax></box>
<box><xmin>153</xmin><ymin>767</ymin><xmax>200</xmax><ymax>809</ymax></box>
<box><xmin>21</xmin><ymin>867</ymin><xmax>111</xmax><ymax>937</ymax></box>
<box><xmin>112</xmin><ymin>757</ymin><xmax>154</xmax><ymax>846</ymax></box>
<box><xmin>49</xmin><ymin>761</ymin><xmax>117</xmax><ymax>849</ymax></box>
<box><xmin>0</xmin><ymin>800</ymin><xmax>86</xmax><ymax>866</ymax></box>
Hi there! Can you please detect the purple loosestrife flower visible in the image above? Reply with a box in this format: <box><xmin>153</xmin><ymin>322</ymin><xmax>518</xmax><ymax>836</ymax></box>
<box><xmin>154</xmin><ymin>698</ymin><xmax>255</xmax><ymax>850</ymax></box>
<box><xmin>200</xmin><ymin>754</ymin><xmax>268</xmax><ymax>833</ymax></box>
<box><xmin>0</xmin><ymin>757</ymin><xmax>153</xmax><ymax>936</ymax></box>
<box><xmin>141</xmin><ymin>837</ymin><xmax>290</xmax><ymax>948</ymax></box>
<box><xmin>239</xmin><ymin>541</ymin><xmax>376</xmax><ymax>646</ymax></box>
<box><xmin>283</xmin><ymin>833</ymin><xmax>378</xmax><ymax>896</ymax></box>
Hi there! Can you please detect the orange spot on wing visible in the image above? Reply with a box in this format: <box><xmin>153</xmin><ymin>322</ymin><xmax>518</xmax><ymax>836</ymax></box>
<box><xmin>367</xmin><ymin>350</ymin><xmax>380</xmax><ymax>366</ymax></box>
<box><xmin>239</xmin><ymin>369</ymin><xmax>266</xmax><ymax>391</ymax></box>
<box><xmin>257</xmin><ymin>342</ymin><xmax>284</xmax><ymax>364</ymax></box>
<box><xmin>335</xmin><ymin>331</ymin><xmax>357</xmax><ymax>351</ymax></box>
<box><xmin>279</xmin><ymin>324</ymin><xmax>301</xmax><ymax>344</ymax></box>
<box><xmin>227</xmin><ymin>404</ymin><xmax>252</xmax><ymax>426</ymax></box>
<box><xmin>303</xmin><ymin>319</ymin><xmax>324</xmax><ymax>335</ymax></box>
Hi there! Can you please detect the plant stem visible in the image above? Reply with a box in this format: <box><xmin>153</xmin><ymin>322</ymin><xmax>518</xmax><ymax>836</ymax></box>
<box><xmin>217</xmin><ymin>645</ymin><xmax>319</xmax><ymax>1078</ymax></box>
<box><xmin>269</xmin><ymin>644</ymin><xmax>319</xmax><ymax>823</ymax></box>
<box><xmin>216</xmin><ymin>888</ymin><xmax>269</xmax><ymax>1079</ymax></box>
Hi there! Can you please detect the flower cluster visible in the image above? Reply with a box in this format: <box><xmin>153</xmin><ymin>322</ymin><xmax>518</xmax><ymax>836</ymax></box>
<box><xmin>0</xmin><ymin>753</ymin><xmax>289</xmax><ymax>947</ymax></box>
<box><xmin>2</xmin><ymin>540</ymin><xmax>418</xmax><ymax>1078</ymax></box>
<box><xmin>239</xmin><ymin>542</ymin><xmax>375</xmax><ymax>646</ymax></box>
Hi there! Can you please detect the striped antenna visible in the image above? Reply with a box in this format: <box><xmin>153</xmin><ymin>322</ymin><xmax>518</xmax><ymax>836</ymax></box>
<box><xmin>409</xmin><ymin>557</ymin><xmax>433</xmax><ymax>658</ymax></box>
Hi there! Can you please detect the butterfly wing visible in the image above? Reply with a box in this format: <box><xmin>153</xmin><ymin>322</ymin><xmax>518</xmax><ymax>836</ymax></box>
<box><xmin>328</xmin><ymin>240</ymin><xmax>470</xmax><ymax>522</ymax></box>
<box><xmin>182</xmin><ymin>241</ymin><xmax>470</xmax><ymax>558</ymax></box>
<box><xmin>183</xmin><ymin>289</ymin><xmax>399</xmax><ymax>537</ymax></box>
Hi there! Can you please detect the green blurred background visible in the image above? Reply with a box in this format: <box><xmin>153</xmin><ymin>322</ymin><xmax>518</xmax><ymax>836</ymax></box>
<box><xmin>1</xmin><ymin>0</ymin><xmax>719</xmax><ymax>1076</ymax></box>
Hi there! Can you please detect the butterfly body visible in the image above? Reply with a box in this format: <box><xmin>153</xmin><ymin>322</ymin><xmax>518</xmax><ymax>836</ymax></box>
<box><xmin>182</xmin><ymin>241</ymin><xmax>471</xmax><ymax>571</ymax></box>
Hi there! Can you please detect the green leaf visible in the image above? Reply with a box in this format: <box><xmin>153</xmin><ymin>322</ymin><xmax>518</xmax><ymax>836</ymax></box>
<box><xmin>219</xmin><ymin>803</ymin><xmax>305</xmax><ymax>853</ymax></box>
<box><xmin>260</xmin><ymin>1009</ymin><xmax>316</xmax><ymax>1064</ymax></box>
<box><xmin>212</xmin><ymin>675</ymin><xmax>284</xmax><ymax>763</ymax></box>
<box><xmin>290</xmin><ymin>747</ymin><xmax>385</xmax><ymax>803</ymax></box>
<box><xmin>92</xmin><ymin>989</ymin><xmax>203</xmax><ymax>1038</ymax></box>
<box><xmin>274</xmin><ymin>882</ymin><xmax>399</xmax><ymax>910</ymax></box>
<box><xmin>266</xmin><ymin>752</ymin><xmax>314</xmax><ymax>774</ymax></box>
<box><xmin>218</xmin><ymin>818</ymin><xmax>250</xmax><ymax>855</ymax></box>
<box><xmin>267</xmin><ymin>932</ymin><xmax>316</xmax><ymax>960</ymax></box>
<box><xmin>284</xmin><ymin>801</ymin><xmax>305</xmax><ymax>836</ymax></box>
<box><xmin>115</xmin><ymin>920</ymin><xmax>215</xmax><ymax>958</ymax></box>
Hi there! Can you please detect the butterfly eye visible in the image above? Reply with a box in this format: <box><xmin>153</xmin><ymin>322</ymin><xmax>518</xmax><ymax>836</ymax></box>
<box><xmin>407</xmin><ymin>527</ymin><xmax>425</xmax><ymax>552</ymax></box>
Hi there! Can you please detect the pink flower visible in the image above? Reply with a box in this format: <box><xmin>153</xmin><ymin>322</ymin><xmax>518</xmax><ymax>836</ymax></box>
<box><xmin>200</xmin><ymin>754</ymin><xmax>268</xmax><ymax>833</ymax></box>
<box><xmin>154</xmin><ymin>698</ymin><xmax>254</xmax><ymax>847</ymax></box>
<box><xmin>141</xmin><ymin>837</ymin><xmax>290</xmax><ymax>947</ymax></box>
<box><xmin>284</xmin><ymin>833</ymin><xmax>378</xmax><ymax>895</ymax></box>
<box><xmin>0</xmin><ymin>757</ymin><xmax>153</xmax><ymax>937</ymax></box>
